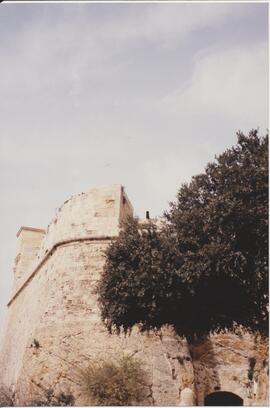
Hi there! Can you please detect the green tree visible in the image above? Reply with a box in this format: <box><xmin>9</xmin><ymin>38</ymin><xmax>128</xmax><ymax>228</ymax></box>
<box><xmin>98</xmin><ymin>130</ymin><xmax>268</xmax><ymax>338</ymax></box>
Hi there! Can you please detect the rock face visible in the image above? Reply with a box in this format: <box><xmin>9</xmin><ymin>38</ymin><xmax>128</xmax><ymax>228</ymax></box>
<box><xmin>0</xmin><ymin>185</ymin><xmax>268</xmax><ymax>406</ymax></box>
<box><xmin>190</xmin><ymin>331</ymin><xmax>269</xmax><ymax>406</ymax></box>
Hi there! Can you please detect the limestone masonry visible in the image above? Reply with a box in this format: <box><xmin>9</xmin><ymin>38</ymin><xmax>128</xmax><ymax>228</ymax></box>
<box><xmin>0</xmin><ymin>185</ymin><xmax>268</xmax><ymax>406</ymax></box>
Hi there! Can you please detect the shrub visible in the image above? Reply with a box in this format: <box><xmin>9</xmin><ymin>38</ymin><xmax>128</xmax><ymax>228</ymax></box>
<box><xmin>32</xmin><ymin>339</ymin><xmax>40</xmax><ymax>349</ymax></box>
<box><xmin>0</xmin><ymin>385</ymin><xmax>14</xmax><ymax>407</ymax></box>
<box><xmin>29</xmin><ymin>388</ymin><xmax>74</xmax><ymax>406</ymax></box>
<box><xmin>80</xmin><ymin>355</ymin><xmax>149</xmax><ymax>405</ymax></box>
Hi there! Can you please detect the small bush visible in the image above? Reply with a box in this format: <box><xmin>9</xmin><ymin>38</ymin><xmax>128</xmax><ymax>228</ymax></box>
<box><xmin>0</xmin><ymin>385</ymin><xmax>14</xmax><ymax>407</ymax></box>
<box><xmin>33</xmin><ymin>339</ymin><xmax>40</xmax><ymax>349</ymax></box>
<box><xmin>30</xmin><ymin>388</ymin><xmax>74</xmax><ymax>406</ymax></box>
<box><xmin>176</xmin><ymin>355</ymin><xmax>184</xmax><ymax>365</ymax></box>
<box><xmin>248</xmin><ymin>357</ymin><xmax>256</xmax><ymax>370</ymax></box>
<box><xmin>80</xmin><ymin>355</ymin><xmax>149</xmax><ymax>406</ymax></box>
<box><xmin>247</xmin><ymin>357</ymin><xmax>257</xmax><ymax>382</ymax></box>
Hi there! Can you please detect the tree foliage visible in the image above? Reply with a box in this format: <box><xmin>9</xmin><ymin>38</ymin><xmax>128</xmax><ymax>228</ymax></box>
<box><xmin>98</xmin><ymin>130</ymin><xmax>268</xmax><ymax>338</ymax></box>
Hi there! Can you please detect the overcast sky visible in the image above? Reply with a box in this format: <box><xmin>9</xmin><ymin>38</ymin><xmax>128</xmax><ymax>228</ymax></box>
<box><xmin>0</xmin><ymin>2</ymin><xmax>268</xmax><ymax>333</ymax></box>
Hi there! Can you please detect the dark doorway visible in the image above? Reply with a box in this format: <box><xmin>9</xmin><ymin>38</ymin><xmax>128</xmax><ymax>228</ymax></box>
<box><xmin>204</xmin><ymin>391</ymin><xmax>243</xmax><ymax>406</ymax></box>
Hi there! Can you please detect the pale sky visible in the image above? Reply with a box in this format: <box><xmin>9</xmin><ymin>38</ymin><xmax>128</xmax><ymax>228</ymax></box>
<box><xmin>0</xmin><ymin>2</ymin><xmax>268</xmax><ymax>333</ymax></box>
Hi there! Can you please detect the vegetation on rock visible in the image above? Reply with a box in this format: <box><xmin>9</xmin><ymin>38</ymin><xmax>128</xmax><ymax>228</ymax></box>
<box><xmin>0</xmin><ymin>385</ymin><xmax>14</xmax><ymax>407</ymax></box>
<box><xmin>80</xmin><ymin>355</ymin><xmax>149</xmax><ymax>405</ymax></box>
<box><xmin>30</xmin><ymin>389</ymin><xmax>74</xmax><ymax>406</ymax></box>
<box><xmin>98</xmin><ymin>130</ymin><xmax>268</xmax><ymax>338</ymax></box>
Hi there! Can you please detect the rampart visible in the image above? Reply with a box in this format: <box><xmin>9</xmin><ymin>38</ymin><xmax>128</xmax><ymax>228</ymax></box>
<box><xmin>0</xmin><ymin>185</ymin><xmax>268</xmax><ymax>406</ymax></box>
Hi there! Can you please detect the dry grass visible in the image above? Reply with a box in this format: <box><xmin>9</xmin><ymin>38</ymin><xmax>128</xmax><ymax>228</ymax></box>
<box><xmin>29</xmin><ymin>389</ymin><xmax>74</xmax><ymax>406</ymax></box>
<box><xmin>0</xmin><ymin>385</ymin><xmax>14</xmax><ymax>407</ymax></box>
<box><xmin>80</xmin><ymin>355</ymin><xmax>149</xmax><ymax>406</ymax></box>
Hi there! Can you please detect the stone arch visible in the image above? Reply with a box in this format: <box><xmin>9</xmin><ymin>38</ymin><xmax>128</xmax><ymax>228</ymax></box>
<box><xmin>204</xmin><ymin>391</ymin><xmax>243</xmax><ymax>406</ymax></box>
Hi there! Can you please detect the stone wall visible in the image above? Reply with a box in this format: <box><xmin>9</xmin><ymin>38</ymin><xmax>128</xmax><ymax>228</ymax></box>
<box><xmin>190</xmin><ymin>331</ymin><xmax>269</xmax><ymax>406</ymax></box>
<box><xmin>13</xmin><ymin>227</ymin><xmax>45</xmax><ymax>293</ymax></box>
<box><xmin>0</xmin><ymin>185</ymin><xmax>268</xmax><ymax>406</ymax></box>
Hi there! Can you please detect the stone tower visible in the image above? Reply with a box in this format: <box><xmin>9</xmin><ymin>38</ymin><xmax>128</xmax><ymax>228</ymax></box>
<box><xmin>0</xmin><ymin>185</ymin><xmax>268</xmax><ymax>406</ymax></box>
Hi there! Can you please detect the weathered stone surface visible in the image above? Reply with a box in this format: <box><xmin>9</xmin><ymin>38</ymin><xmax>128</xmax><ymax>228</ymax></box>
<box><xmin>180</xmin><ymin>388</ymin><xmax>195</xmax><ymax>406</ymax></box>
<box><xmin>0</xmin><ymin>185</ymin><xmax>268</xmax><ymax>406</ymax></box>
<box><xmin>13</xmin><ymin>227</ymin><xmax>45</xmax><ymax>293</ymax></box>
<box><xmin>190</xmin><ymin>331</ymin><xmax>269</xmax><ymax>406</ymax></box>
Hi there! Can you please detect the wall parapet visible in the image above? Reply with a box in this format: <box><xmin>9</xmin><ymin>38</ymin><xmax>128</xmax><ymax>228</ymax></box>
<box><xmin>16</xmin><ymin>226</ymin><xmax>46</xmax><ymax>238</ymax></box>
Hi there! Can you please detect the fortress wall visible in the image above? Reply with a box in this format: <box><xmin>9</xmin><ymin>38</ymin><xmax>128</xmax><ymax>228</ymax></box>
<box><xmin>0</xmin><ymin>186</ymin><xmax>130</xmax><ymax>395</ymax></box>
<box><xmin>5</xmin><ymin>185</ymin><xmax>132</xmax><ymax>311</ymax></box>
<box><xmin>13</xmin><ymin>228</ymin><xmax>45</xmax><ymax>293</ymax></box>
<box><xmin>37</xmin><ymin>185</ymin><xmax>127</xmax><ymax>259</ymax></box>
<box><xmin>3</xmin><ymin>239</ymin><xmax>192</xmax><ymax>406</ymax></box>
<box><xmin>190</xmin><ymin>331</ymin><xmax>269</xmax><ymax>406</ymax></box>
<box><xmin>0</xmin><ymin>184</ymin><xmax>268</xmax><ymax>406</ymax></box>
<box><xmin>0</xmin><ymin>249</ymin><xmax>50</xmax><ymax>390</ymax></box>
<box><xmin>1</xmin><ymin>185</ymin><xmax>192</xmax><ymax>405</ymax></box>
